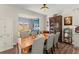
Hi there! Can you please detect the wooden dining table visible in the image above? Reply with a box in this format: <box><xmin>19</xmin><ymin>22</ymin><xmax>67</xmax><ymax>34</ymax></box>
<box><xmin>21</xmin><ymin>36</ymin><xmax>36</xmax><ymax>53</ymax></box>
<box><xmin>21</xmin><ymin>33</ymin><xmax>49</xmax><ymax>54</ymax></box>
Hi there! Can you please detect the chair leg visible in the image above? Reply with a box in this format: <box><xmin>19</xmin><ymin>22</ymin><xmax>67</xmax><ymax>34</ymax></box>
<box><xmin>48</xmin><ymin>48</ymin><xmax>53</xmax><ymax>54</ymax></box>
<box><xmin>43</xmin><ymin>49</ymin><xmax>49</xmax><ymax>54</ymax></box>
<box><xmin>53</xmin><ymin>45</ymin><xmax>55</xmax><ymax>52</ymax></box>
<box><xmin>44</xmin><ymin>48</ymin><xmax>53</xmax><ymax>54</ymax></box>
<box><xmin>56</xmin><ymin>43</ymin><xmax>59</xmax><ymax>49</ymax></box>
<box><xmin>51</xmin><ymin>48</ymin><xmax>53</xmax><ymax>54</ymax></box>
<box><xmin>46</xmin><ymin>49</ymin><xmax>52</xmax><ymax>54</ymax></box>
<box><xmin>45</xmin><ymin>50</ymin><xmax>49</xmax><ymax>54</ymax></box>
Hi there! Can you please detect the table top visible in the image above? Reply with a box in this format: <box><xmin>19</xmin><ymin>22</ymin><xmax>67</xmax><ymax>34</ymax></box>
<box><xmin>21</xmin><ymin>36</ymin><xmax>36</xmax><ymax>49</ymax></box>
<box><xmin>21</xmin><ymin>33</ymin><xmax>49</xmax><ymax>49</ymax></box>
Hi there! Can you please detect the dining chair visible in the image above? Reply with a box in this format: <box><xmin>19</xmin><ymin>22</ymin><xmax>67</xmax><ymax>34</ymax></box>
<box><xmin>30</xmin><ymin>36</ymin><xmax>45</xmax><ymax>54</ymax></box>
<box><xmin>44</xmin><ymin>34</ymin><xmax>55</xmax><ymax>54</ymax></box>
<box><xmin>53</xmin><ymin>32</ymin><xmax>60</xmax><ymax>52</ymax></box>
<box><xmin>16</xmin><ymin>43</ymin><xmax>21</xmax><ymax>54</ymax></box>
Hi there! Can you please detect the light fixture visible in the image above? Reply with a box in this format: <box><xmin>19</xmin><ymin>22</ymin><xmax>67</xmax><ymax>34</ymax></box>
<box><xmin>41</xmin><ymin>4</ymin><xmax>49</xmax><ymax>12</ymax></box>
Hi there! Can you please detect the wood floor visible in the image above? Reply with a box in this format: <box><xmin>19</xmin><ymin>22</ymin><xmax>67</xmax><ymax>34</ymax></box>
<box><xmin>0</xmin><ymin>45</ymin><xmax>17</xmax><ymax>54</ymax></box>
<box><xmin>54</xmin><ymin>43</ymin><xmax>79</xmax><ymax>54</ymax></box>
<box><xmin>0</xmin><ymin>43</ymin><xmax>79</xmax><ymax>54</ymax></box>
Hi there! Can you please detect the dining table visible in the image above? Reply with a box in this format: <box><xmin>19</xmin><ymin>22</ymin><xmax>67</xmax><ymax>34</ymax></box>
<box><xmin>21</xmin><ymin>35</ymin><xmax>36</xmax><ymax>53</ymax></box>
<box><xmin>20</xmin><ymin>33</ymin><xmax>49</xmax><ymax>54</ymax></box>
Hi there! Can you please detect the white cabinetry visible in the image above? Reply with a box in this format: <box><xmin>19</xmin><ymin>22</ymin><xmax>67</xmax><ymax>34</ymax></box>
<box><xmin>0</xmin><ymin>18</ymin><xmax>13</xmax><ymax>52</ymax></box>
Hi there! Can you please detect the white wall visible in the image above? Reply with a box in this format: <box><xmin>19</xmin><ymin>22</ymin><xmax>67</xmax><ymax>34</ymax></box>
<box><xmin>61</xmin><ymin>9</ymin><xmax>79</xmax><ymax>47</ymax></box>
<box><xmin>0</xmin><ymin>5</ymin><xmax>46</xmax><ymax>45</ymax></box>
<box><xmin>47</xmin><ymin>8</ymin><xmax>79</xmax><ymax>47</ymax></box>
<box><xmin>1</xmin><ymin>4</ymin><xmax>79</xmax><ymax>48</ymax></box>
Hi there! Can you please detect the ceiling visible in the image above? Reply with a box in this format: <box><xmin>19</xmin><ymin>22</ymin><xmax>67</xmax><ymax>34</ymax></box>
<box><xmin>12</xmin><ymin>4</ymin><xmax>79</xmax><ymax>15</ymax></box>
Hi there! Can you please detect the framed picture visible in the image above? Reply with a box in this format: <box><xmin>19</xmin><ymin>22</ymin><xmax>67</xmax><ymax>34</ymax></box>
<box><xmin>64</xmin><ymin>16</ymin><xmax>72</xmax><ymax>25</ymax></box>
<box><xmin>75</xmin><ymin>26</ymin><xmax>79</xmax><ymax>33</ymax></box>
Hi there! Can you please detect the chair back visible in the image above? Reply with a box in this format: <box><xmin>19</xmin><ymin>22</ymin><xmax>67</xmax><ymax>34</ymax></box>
<box><xmin>54</xmin><ymin>32</ymin><xmax>60</xmax><ymax>45</ymax></box>
<box><xmin>46</xmin><ymin>34</ymin><xmax>55</xmax><ymax>50</ymax></box>
<box><xmin>31</xmin><ymin>37</ymin><xmax>45</xmax><ymax>54</ymax></box>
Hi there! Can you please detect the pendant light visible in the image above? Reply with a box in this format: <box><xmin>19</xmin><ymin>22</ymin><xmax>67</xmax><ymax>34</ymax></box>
<box><xmin>41</xmin><ymin>4</ymin><xmax>49</xmax><ymax>12</ymax></box>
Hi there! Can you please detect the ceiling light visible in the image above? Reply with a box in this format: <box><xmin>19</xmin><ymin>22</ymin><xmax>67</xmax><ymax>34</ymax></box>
<box><xmin>41</xmin><ymin>4</ymin><xmax>49</xmax><ymax>12</ymax></box>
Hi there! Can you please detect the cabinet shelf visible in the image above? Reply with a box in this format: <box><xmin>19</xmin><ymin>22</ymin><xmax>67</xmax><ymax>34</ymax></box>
<box><xmin>63</xmin><ymin>28</ymin><xmax>72</xmax><ymax>44</ymax></box>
